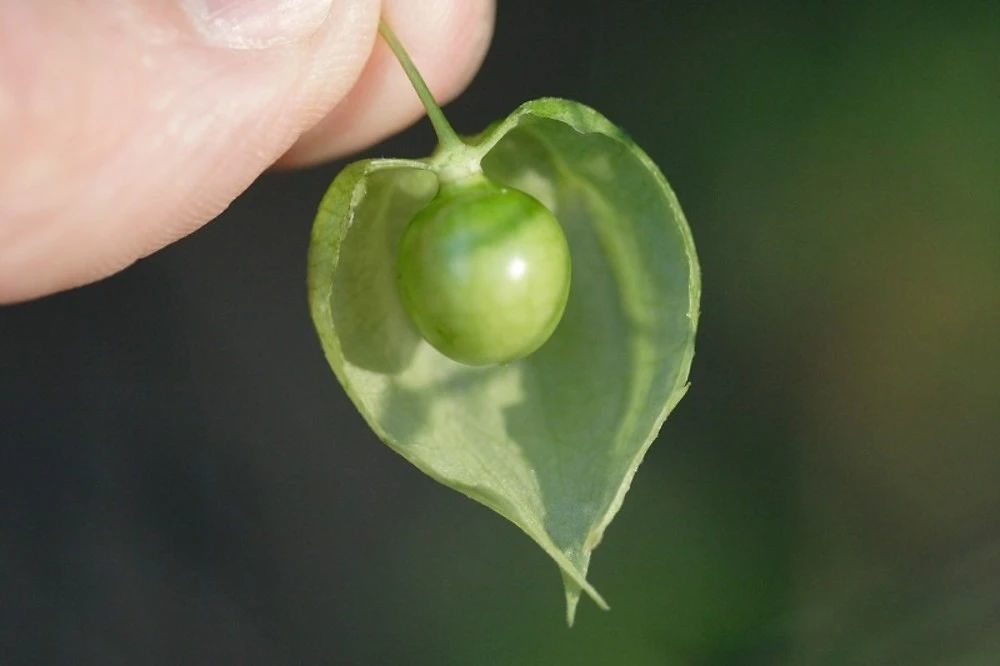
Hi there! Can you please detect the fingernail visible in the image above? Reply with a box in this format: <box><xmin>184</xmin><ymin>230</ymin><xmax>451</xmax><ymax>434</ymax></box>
<box><xmin>182</xmin><ymin>0</ymin><xmax>336</xmax><ymax>49</ymax></box>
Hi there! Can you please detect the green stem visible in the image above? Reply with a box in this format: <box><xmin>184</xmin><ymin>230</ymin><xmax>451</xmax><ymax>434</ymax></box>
<box><xmin>378</xmin><ymin>20</ymin><xmax>464</xmax><ymax>150</ymax></box>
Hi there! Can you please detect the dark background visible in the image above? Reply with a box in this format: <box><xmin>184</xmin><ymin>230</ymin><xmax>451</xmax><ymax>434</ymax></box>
<box><xmin>3</xmin><ymin>1</ymin><xmax>999</xmax><ymax>663</ymax></box>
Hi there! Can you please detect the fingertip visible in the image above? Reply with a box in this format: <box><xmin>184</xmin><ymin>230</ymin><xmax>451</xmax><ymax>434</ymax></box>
<box><xmin>0</xmin><ymin>0</ymin><xmax>382</xmax><ymax>303</ymax></box>
<box><xmin>279</xmin><ymin>0</ymin><xmax>496</xmax><ymax>167</ymax></box>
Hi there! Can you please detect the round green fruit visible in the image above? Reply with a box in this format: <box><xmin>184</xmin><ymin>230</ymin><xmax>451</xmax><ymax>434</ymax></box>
<box><xmin>397</xmin><ymin>179</ymin><xmax>572</xmax><ymax>366</ymax></box>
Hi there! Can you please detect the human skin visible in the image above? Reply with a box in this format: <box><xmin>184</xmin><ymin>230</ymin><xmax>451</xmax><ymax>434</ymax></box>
<box><xmin>0</xmin><ymin>0</ymin><xmax>494</xmax><ymax>303</ymax></box>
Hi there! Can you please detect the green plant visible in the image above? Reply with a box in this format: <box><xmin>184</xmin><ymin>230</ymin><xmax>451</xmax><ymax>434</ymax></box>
<box><xmin>397</xmin><ymin>175</ymin><xmax>571</xmax><ymax>366</ymax></box>
<box><xmin>308</xmin><ymin>20</ymin><xmax>700</xmax><ymax>624</ymax></box>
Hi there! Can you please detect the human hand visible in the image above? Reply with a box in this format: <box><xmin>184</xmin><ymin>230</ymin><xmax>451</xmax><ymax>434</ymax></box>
<box><xmin>0</xmin><ymin>0</ymin><xmax>494</xmax><ymax>303</ymax></box>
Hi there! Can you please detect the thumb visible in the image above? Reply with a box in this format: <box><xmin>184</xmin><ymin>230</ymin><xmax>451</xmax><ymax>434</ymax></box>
<box><xmin>0</xmin><ymin>0</ymin><xmax>494</xmax><ymax>303</ymax></box>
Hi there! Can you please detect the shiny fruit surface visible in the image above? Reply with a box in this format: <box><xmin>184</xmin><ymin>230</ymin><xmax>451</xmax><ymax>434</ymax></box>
<box><xmin>397</xmin><ymin>180</ymin><xmax>571</xmax><ymax>366</ymax></box>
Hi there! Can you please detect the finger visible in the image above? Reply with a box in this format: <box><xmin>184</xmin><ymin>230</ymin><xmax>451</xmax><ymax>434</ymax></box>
<box><xmin>279</xmin><ymin>0</ymin><xmax>495</xmax><ymax>167</ymax></box>
<box><xmin>0</xmin><ymin>0</ymin><xmax>493</xmax><ymax>304</ymax></box>
<box><xmin>0</xmin><ymin>0</ymin><xmax>381</xmax><ymax>303</ymax></box>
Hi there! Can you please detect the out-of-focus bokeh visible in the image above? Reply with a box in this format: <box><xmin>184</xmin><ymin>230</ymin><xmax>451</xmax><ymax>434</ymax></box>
<box><xmin>2</xmin><ymin>1</ymin><xmax>998</xmax><ymax>663</ymax></box>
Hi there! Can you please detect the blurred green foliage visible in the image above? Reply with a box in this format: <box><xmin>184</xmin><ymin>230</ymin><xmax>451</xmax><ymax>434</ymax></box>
<box><xmin>374</xmin><ymin>2</ymin><xmax>1000</xmax><ymax>663</ymax></box>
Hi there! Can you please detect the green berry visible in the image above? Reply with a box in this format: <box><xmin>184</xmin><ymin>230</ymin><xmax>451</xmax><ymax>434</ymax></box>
<box><xmin>397</xmin><ymin>178</ymin><xmax>571</xmax><ymax>366</ymax></box>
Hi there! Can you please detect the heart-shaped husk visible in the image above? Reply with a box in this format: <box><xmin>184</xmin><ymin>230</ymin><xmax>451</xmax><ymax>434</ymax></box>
<box><xmin>308</xmin><ymin>98</ymin><xmax>700</xmax><ymax>625</ymax></box>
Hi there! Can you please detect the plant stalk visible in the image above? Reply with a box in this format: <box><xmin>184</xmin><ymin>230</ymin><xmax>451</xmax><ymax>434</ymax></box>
<box><xmin>378</xmin><ymin>20</ymin><xmax>464</xmax><ymax>151</ymax></box>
